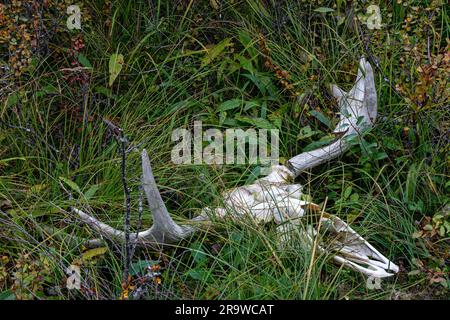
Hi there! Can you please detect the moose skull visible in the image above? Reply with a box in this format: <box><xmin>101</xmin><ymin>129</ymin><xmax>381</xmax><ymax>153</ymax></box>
<box><xmin>72</xmin><ymin>58</ymin><xmax>399</xmax><ymax>279</ymax></box>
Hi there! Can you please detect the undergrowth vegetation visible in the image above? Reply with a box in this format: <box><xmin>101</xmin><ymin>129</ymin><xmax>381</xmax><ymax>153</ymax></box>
<box><xmin>0</xmin><ymin>0</ymin><xmax>448</xmax><ymax>299</ymax></box>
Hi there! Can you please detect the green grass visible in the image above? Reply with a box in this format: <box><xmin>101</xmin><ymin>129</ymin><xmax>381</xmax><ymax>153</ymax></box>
<box><xmin>0</xmin><ymin>0</ymin><xmax>448</xmax><ymax>300</ymax></box>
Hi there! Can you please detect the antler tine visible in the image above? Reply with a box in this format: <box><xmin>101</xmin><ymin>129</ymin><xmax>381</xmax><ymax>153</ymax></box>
<box><xmin>72</xmin><ymin>207</ymin><xmax>125</xmax><ymax>239</ymax></box>
<box><xmin>138</xmin><ymin>149</ymin><xmax>208</xmax><ymax>245</ymax></box>
<box><xmin>287</xmin><ymin>58</ymin><xmax>377</xmax><ymax>177</ymax></box>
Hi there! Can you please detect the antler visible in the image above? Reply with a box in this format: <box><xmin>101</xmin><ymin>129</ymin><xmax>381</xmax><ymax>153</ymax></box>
<box><xmin>72</xmin><ymin>149</ymin><xmax>209</xmax><ymax>248</ymax></box>
<box><xmin>287</xmin><ymin>58</ymin><xmax>377</xmax><ymax>177</ymax></box>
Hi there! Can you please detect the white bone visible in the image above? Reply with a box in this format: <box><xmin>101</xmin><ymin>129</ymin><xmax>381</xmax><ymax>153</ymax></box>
<box><xmin>321</xmin><ymin>215</ymin><xmax>399</xmax><ymax>277</ymax></box>
<box><xmin>287</xmin><ymin>58</ymin><xmax>377</xmax><ymax>177</ymax></box>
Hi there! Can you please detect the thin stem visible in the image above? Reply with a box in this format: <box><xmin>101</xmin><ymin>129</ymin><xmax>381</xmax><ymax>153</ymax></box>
<box><xmin>119</xmin><ymin>129</ymin><xmax>131</xmax><ymax>287</ymax></box>
<box><xmin>303</xmin><ymin>197</ymin><xmax>327</xmax><ymax>300</ymax></box>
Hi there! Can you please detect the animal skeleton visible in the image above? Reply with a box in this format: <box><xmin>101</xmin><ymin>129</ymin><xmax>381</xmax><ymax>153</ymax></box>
<box><xmin>72</xmin><ymin>58</ymin><xmax>399</xmax><ymax>279</ymax></box>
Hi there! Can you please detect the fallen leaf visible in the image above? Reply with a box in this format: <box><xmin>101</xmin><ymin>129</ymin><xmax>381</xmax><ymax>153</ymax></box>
<box><xmin>82</xmin><ymin>247</ymin><xmax>107</xmax><ymax>263</ymax></box>
<box><xmin>210</xmin><ymin>0</ymin><xmax>219</xmax><ymax>10</ymax></box>
<box><xmin>109</xmin><ymin>53</ymin><xmax>124</xmax><ymax>87</ymax></box>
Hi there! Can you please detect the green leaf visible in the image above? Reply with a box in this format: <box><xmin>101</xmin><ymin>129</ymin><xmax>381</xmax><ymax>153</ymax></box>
<box><xmin>244</xmin><ymin>100</ymin><xmax>260</xmax><ymax>111</ymax></box>
<box><xmin>303</xmin><ymin>135</ymin><xmax>335</xmax><ymax>152</ymax></box>
<box><xmin>411</xmin><ymin>231</ymin><xmax>423</xmax><ymax>239</ymax></box>
<box><xmin>209</xmin><ymin>0</ymin><xmax>220</xmax><ymax>10</ymax></box>
<box><xmin>82</xmin><ymin>247</ymin><xmax>107</xmax><ymax>262</ymax></box>
<box><xmin>297</xmin><ymin>126</ymin><xmax>318</xmax><ymax>140</ymax></box>
<box><xmin>408</xmin><ymin>270</ymin><xmax>422</xmax><ymax>276</ymax></box>
<box><xmin>350</xmin><ymin>193</ymin><xmax>360</xmax><ymax>201</ymax></box>
<box><xmin>242</xmin><ymin>73</ymin><xmax>271</xmax><ymax>95</ymax></box>
<box><xmin>238</xmin><ymin>56</ymin><xmax>254</xmax><ymax>74</ymax></box>
<box><xmin>95</xmin><ymin>86</ymin><xmax>114</xmax><ymax>98</ymax></box>
<box><xmin>337</xmin><ymin>16</ymin><xmax>346</xmax><ymax>26</ymax></box>
<box><xmin>190</xmin><ymin>242</ymin><xmax>208</xmax><ymax>265</ymax></box>
<box><xmin>245</xmin><ymin>166</ymin><xmax>262</xmax><ymax>185</ymax></box>
<box><xmin>30</xmin><ymin>206</ymin><xmax>60</xmax><ymax>218</ymax></box>
<box><xmin>201</xmin><ymin>38</ymin><xmax>232</xmax><ymax>67</ymax></box>
<box><xmin>130</xmin><ymin>260</ymin><xmax>159</xmax><ymax>276</ymax></box>
<box><xmin>6</xmin><ymin>93</ymin><xmax>19</xmax><ymax>107</ymax></box>
<box><xmin>372</xmin><ymin>151</ymin><xmax>388</xmax><ymax>161</ymax></box>
<box><xmin>235</xmin><ymin>116</ymin><xmax>274</xmax><ymax>129</ymax></box>
<box><xmin>84</xmin><ymin>184</ymin><xmax>100</xmax><ymax>200</ymax></box>
<box><xmin>314</xmin><ymin>7</ymin><xmax>335</xmax><ymax>13</ymax></box>
<box><xmin>187</xmin><ymin>269</ymin><xmax>210</xmax><ymax>281</ymax></box>
<box><xmin>268</xmin><ymin>112</ymin><xmax>282</xmax><ymax>129</ymax></box>
<box><xmin>77</xmin><ymin>53</ymin><xmax>92</xmax><ymax>68</ymax></box>
<box><xmin>108</xmin><ymin>53</ymin><xmax>124</xmax><ymax>87</ymax></box>
<box><xmin>439</xmin><ymin>226</ymin><xmax>446</xmax><ymax>237</ymax></box>
<box><xmin>59</xmin><ymin>176</ymin><xmax>81</xmax><ymax>194</ymax></box>
<box><xmin>230</xmin><ymin>232</ymin><xmax>243</xmax><ymax>243</ymax></box>
<box><xmin>42</xmin><ymin>84</ymin><xmax>58</xmax><ymax>94</ymax></box>
<box><xmin>238</xmin><ymin>30</ymin><xmax>257</xmax><ymax>59</ymax></box>
<box><xmin>218</xmin><ymin>99</ymin><xmax>242</xmax><ymax>111</ymax></box>
<box><xmin>219</xmin><ymin>111</ymin><xmax>227</xmax><ymax>125</ymax></box>
<box><xmin>309</xmin><ymin>110</ymin><xmax>332</xmax><ymax>129</ymax></box>
<box><xmin>359</xmin><ymin>138</ymin><xmax>378</xmax><ymax>157</ymax></box>
<box><xmin>405</xmin><ymin>163</ymin><xmax>419</xmax><ymax>203</ymax></box>
<box><xmin>0</xmin><ymin>290</ymin><xmax>15</xmax><ymax>300</ymax></box>
<box><xmin>35</xmin><ymin>85</ymin><xmax>57</xmax><ymax>98</ymax></box>
<box><xmin>408</xmin><ymin>200</ymin><xmax>424</xmax><ymax>213</ymax></box>
<box><xmin>343</xmin><ymin>133</ymin><xmax>359</xmax><ymax>146</ymax></box>
<box><xmin>382</xmin><ymin>136</ymin><xmax>402</xmax><ymax>151</ymax></box>
<box><xmin>222</xmin><ymin>118</ymin><xmax>239</xmax><ymax>126</ymax></box>
<box><xmin>343</xmin><ymin>186</ymin><xmax>353</xmax><ymax>200</ymax></box>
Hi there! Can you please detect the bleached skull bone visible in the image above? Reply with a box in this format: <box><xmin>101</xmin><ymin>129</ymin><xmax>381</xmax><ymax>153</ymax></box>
<box><xmin>71</xmin><ymin>58</ymin><xmax>399</xmax><ymax>279</ymax></box>
<box><xmin>219</xmin><ymin>165</ymin><xmax>305</xmax><ymax>223</ymax></box>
